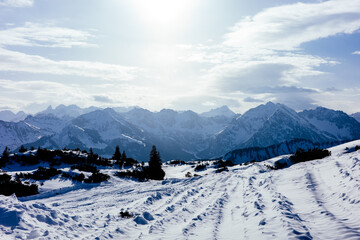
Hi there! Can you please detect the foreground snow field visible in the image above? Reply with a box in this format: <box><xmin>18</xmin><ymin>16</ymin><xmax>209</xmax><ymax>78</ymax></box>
<box><xmin>1</xmin><ymin>141</ymin><xmax>360</xmax><ymax>239</ymax></box>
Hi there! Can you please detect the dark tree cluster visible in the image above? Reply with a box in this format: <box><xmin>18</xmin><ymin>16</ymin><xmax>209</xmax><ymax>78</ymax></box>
<box><xmin>116</xmin><ymin>145</ymin><xmax>165</xmax><ymax>181</ymax></box>
<box><xmin>0</xmin><ymin>173</ymin><xmax>38</xmax><ymax>197</ymax></box>
<box><xmin>168</xmin><ymin>160</ymin><xmax>186</xmax><ymax>165</ymax></box>
<box><xmin>16</xmin><ymin>167</ymin><xmax>62</xmax><ymax>181</ymax></box>
<box><xmin>1</xmin><ymin>147</ymin><xmax>10</xmax><ymax>167</ymax></box>
<box><xmin>87</xmin><ymin>148</ymin><xmax>112</xmax><ymax>166</ymax></box>
<box><xmin>84</xmin><ymin>172</ymin><xmax>110</xmax><ymax>183</ymax></box>
<box><xmin>71</xmin><ymin>164</ymin><xmax>98</xmax><ymax>173</ymax></box>
<box><xmin>116</xmin><ymin>168</ymin><xmax>148</xmax><ymax>182</ymax></box>
<box><xmin>194</xmin><ymin>164</ymin><xmax>207</xmax><ymax>172</ymax></box>
<box><xmin>290</xmin><ymin>148</ymin><xmax>331</xmax><ymax>163</ymax></box>
<box><xmin>1</xmin><ymin>146</ymin><xmax>112</xmax><ymax>168</ymax></box>
<box><xmin>18</xmin><ymin>145</ymin><xmax>27</xmax><ymax>153</ymax></box>
<box><xmin>61</xmin><ymin>172</ymin><xmax>85</xmax><ymax>182</ymax></box>
<box><xmin>214</xmin><ymin>160</ymin><xmax>234</xmax><ymax>168</ymax></box>
<box><xmin>113</xmin><ymin>146</ymin><xmax>138</xmax><ymax>168</ymax></box>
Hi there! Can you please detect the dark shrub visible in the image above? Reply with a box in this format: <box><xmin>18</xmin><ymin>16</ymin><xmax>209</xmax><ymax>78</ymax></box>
<box><xmin>215</xmin><ymin>167</ymin><xmax>228</xmax><ymax>173</ymax></box>
<box><xmin>71</xmin><ymin>164</ymin><xmax>98</xmax><ymax>173</ymax></box>
<box><xmin>1</xmin><ymin>147</ymin><xmax>10</xmax><ymax>167</ymax></box>
<box><xmin>18</xmin><ymin>167</ymin><xmax>62</xmax><ymax>180</ymax></box>
<box><xmin>185</xmin><ymin>172</ymin><xmax>192</xmax><ymax>178</ymax></box>
<box><xmin>73</xmin><ymin>173</ymin><xmax>85</xmax><ymax>182</ymax></box>
<box><xmin>169</xmin><ymin>160</ymin><xmax>186</xmax><ymax>165</ymax></box>
<box><xmin>290</xmin><ymin>148</ymin><xmax>331</xmax><ymax>163</ymax></box>
<box><xmin>120</xmin><ymin>211</ymin><xmax>132</xmax><ymax>218</ymax></box>
<box><xmin>116</xmin><ymin>168</ymin><xmax>147</xmax><ymax>182</ymax></box>
<box><xmin>0</xmin><ymin>173</ymin><xmax>38</xmax><ymax>197</ymax></box>
<box><xmin>215</xmin><ymin>160</ymin><xmax>234</xmax><ymax>168</ymax></box>
<box><xmin>194</xmin><ymin>164</ymin><xmax>206</xmax><ymax>172</ymax></box>
<box><xmin>62</xmin><ymin>172</ymin><xmax>85</xmax><ymax>182</ymax></box>
<box><xmin>84</xmin><ymin>172</ymin><xmax>110</xmax><ymax>183</ymax></box>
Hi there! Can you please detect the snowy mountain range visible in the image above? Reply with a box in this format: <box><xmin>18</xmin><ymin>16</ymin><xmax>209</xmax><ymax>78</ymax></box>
<box><xmin>0</xmin><ymin>110</ymin><xmax>27</xmax><ymax>122</ymax></box>
<box><xmin>38</xmin><ymin>104</ymin><xmax>100</xmax><ymax>120</ymax></box>
<box><xmin>1</xmin><ymin>102</ymin><xmax>360</xmax><ymax>162</ymax></box>
<box><xmin>351</xmin><ymin>112</ymin><xmax>360</xmax><ymax>123</ymax></box>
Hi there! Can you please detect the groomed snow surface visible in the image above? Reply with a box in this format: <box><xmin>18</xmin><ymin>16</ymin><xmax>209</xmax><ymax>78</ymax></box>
<box><xmin>1</xmin><ymin>140</ymin><xmax>360</xmax><ymax>239</ymax></box>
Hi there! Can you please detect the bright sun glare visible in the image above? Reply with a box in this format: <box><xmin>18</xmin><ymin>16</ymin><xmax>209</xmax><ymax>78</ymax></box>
<box><xmin>131</xmin><ymin>0</ymin><xmax>197</xmax><ymax>31</ymax></box>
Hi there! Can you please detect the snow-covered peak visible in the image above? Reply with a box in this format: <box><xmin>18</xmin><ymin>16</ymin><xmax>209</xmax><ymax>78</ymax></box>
<box><xmin>350</xmin><ymin>112</ymin><xmax>360</xmax><ymax>123</ymax></box>
<box><xmin>299</xmin><ymin>107</ymin><xmax>360</xmax><ymax>140</ymax></box>
<box><xmin>38</xmin><ymin>104</ymin><xmax>100</xmax><ymax>119</ymax></box>
<box><xmin>113</xmin><ymin>106</ymin><xmax>136</xmax><ymax>113</ymax></box>
<box><xmin>201</xmin><ymin>106</ymin><xmax>236</xmax><ymax>118</ymax></box>
<box><xmin>300</xmin><ymin>107</ymin><xmax>347</xmax><ymax>120</ymax></box>
<box><xmin>0</xmin><ymin>110</ymin><xmax>28</xmax><ymax>122</ymax></box>
<box><xmin>238</xmin><ymin>102</ymin><xmax>292</xmax><ymax>131</ymax></box>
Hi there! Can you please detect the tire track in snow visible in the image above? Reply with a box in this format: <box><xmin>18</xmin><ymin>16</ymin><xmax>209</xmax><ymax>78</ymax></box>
<box><xmin>238</xmin><ymin>169</ymin><xmax>313</xmax><ymax>240</ymax></box>
<box><xmin>304</xmin><ymin>167</ymin><xmax>360</xmax><ymax>239</ymax></box>
<box><xmin>179</xmin><ymin>173</ymin><xmax>233</xmax><ymax>239</ymax></box>
<box><xmin>275</xmin><ymin>155</ymin><xmax>360</xmax><ymax>240</ymax></box>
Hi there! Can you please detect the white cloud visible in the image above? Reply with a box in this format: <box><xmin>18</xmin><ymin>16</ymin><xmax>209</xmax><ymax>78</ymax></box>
<box><xmin>224</xmin><ymin>0</ymin><xmax>360</xmax><ymax>50</ymax></box>
<box><xmin>0</xmin><ymin>22</ymin><xmax>95</xmax><ymax>48</ymax></box>
<box><xmin>353</xmin><ymin>51</ymin><xmax>360</xmax><ymax>55</ymax></box>
<box><xmin>0</xmin><ymin>48</ymin><xmax>139</xmax><ymax>81</ymax></box>
<box><xmin>175</xmin><ymin>0</ymin><xmax>360</xmax><ymax>112</ymax></box>
<box><xmin>0</xmin><ymin>79</ymin><xmax>88</xmax><ymax>112</ymax></box>
<box><xmin>0</xmin><ymin>0</ymin><xmax>33</xmax><ymax>7</ymax></box>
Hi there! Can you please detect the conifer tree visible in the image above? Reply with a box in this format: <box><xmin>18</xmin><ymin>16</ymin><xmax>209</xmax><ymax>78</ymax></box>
<box><xmin>122</xmin><ymin>151</ymin><xmax>127</xmax><ymax>161</ymax></box>
<box><xmin>1</xmin><ymin>147</ymin><xmax>9</xmax><ymax>167</ymax></box>
<box><xmin>112</xmin><ymin>146</ymin><xmax>121</xmax><ymax>160</ymax></box>
<box><xmin>19</xmin><ymin>145</ymin><xmax>27</xmax><ymax>153</ymax></box>
<box><xmin>148</xmin><ymin>145</ymin><xmax>165</xmax><ymax>180</ymax></box>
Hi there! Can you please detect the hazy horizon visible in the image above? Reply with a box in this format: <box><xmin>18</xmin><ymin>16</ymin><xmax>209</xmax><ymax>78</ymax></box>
<box><xmin>1</xmin><ymin>101</ymin><xmax>359</xmax><ymax>116</ymax></box>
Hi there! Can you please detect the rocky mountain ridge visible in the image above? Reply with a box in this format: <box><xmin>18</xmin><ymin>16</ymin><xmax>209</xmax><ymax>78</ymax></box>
<box><xmin>1</xmin><ymin>103</ymin><xmax>360</xmax><ymax>162</ymax></box>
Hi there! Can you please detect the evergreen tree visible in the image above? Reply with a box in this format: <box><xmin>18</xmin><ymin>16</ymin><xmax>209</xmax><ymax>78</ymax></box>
<box><xmin>19</xmin><ymin>145</ymin><xmax>27</xmax><ymax>153</ymax></box>
<box><xmin>112</xmin><ymin>146</ymin><xmax>121</xmax><ymax>160</ymax></box>
<box><xmin>89</xmin><ymin>147</ymin><xmax>94</xmax><ymax>156</ymax></box>
<box><xmin>148</xmin><ymin>145</ymin><xmax>165</xmax><ymax>180</ymax></box>
<box><xmin>1</xmin><ymin>147</ymin><xmax>10</xmax><ymax>167</ymax></box>
<box><xmin>86</xmin><ymin>147</ymin><xmax>95</xmax><ymax>165</ymax></box>
<box><xmin>122</xmin><ymin>151</ymin><xmax>127</xmax><ymax>160</ymax></box>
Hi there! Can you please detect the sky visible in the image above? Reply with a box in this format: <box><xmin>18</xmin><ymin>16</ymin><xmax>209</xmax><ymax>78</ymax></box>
<box><xmin>0</xmin><ymin>0</ymin><xmax>359</xmax><ymax>114</ymax></box>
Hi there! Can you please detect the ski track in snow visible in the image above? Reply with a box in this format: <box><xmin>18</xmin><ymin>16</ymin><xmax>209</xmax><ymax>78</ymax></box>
<box><xmin>1</xmin><ymin>141</ymin><xmax>360</xmax><ymax>239</ymax></box>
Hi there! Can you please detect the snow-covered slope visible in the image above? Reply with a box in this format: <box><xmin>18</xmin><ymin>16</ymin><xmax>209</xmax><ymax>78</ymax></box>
<box><xmin>23</xmin><ymin>114</ymin><xmax>69</xmax><ymax>135</ymax></box>
<box><xmin>1</xmin><ymin>140</ymin><xmax>360</xmax><ymax>239</ymax></box>
<box><xmin>0</xmin><ymin>121</ymin><xmax>45</xmax><ymax>152</ymax></box>
<box><xmin>224</xmin><ymin>139</ymin><xmax>343</xmax><ymax>164</ymax></box>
